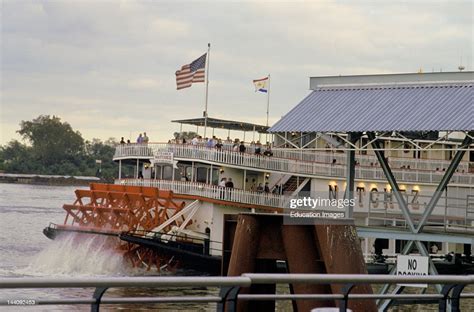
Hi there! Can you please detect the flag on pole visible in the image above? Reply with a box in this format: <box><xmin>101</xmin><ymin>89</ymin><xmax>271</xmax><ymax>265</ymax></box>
<box><xmin>175</xmin><ymin>53</ymin><xmax>207</xmax><ymax>90</ymax></box>
<box><xmin>253</xmin><ymin>76</ymin><xmax>269</xmax><ymax>93</ymax></box>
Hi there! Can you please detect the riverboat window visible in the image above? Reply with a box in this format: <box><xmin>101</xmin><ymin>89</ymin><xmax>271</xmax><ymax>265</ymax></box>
<box><xmin>211</xmin><ymin>168</ymin><xmax>219</xmax><ymax>185</ymax></box>
<box><xmin>154</xmin><ymin>166</ymin><xmax>161</xmax><ymax>179</ymax></box>
<box><xmin>196</xmin><ymin>167</ymin><xmax>208</xmax><ymax>183</ymax></box>
<box><xmin>162</xmin><ymin>165</ymin><xmax>173</xmax><ymax>180</ymax></box>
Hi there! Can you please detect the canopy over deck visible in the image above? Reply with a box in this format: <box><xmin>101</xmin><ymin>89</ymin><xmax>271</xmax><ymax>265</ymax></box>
<box><xmin>269</xmin><ymin>71</ymin><xmax>473</xmax><ymax>133</ymax></box>
<box><xmin>172</xmin><ymin>117</ymin><xmax>269</xmax><ymax>133</ymax></box>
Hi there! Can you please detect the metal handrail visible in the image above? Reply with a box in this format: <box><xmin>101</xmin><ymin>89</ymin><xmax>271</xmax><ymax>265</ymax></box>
<box><xmin>1</xmin><ymin>274</ymin><xmax>472</xmax><ymax>311</ymax></box>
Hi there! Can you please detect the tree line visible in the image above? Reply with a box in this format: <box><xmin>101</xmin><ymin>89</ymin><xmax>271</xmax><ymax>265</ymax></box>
<box><xmin>0</xmin><ymin>115</ymin><xmax>118</xmax><ymax>182</ymax></box>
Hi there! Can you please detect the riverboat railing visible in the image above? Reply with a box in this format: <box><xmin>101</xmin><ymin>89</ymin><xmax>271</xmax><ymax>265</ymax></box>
<box><xmin>118</xmin><ymin>178</ymin><xmax>289</xmax><ymax>210</ymax></box>
<box><xmin>113</xmin><ymin>144</ymin><xmax>474</xmax><ymax>185</ymax></box>
<box><xmin>118</xmin><ymin>179</ymin><xmax>474</xmax><ymax>233</ymax></box>
<box><xmin>367</xmin><ymin>192</ymin><xmax>474</xmax><ymax>232</ymax></box>
<box><xmin>114</xmin><ymin>142</ymin><xmax>472</xmax><ymax>173</ymax></box>
<box><xmin>1</xmin><ymin>274</ymin><xmax>473</xmax><ymax>311</ymax></box>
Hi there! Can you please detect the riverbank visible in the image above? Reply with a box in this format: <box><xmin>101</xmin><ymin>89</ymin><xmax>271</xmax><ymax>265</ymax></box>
<box><xmin>0</xmin><ymin>173</ymin><xmax>101</xmax><ymax>186</ymax></box>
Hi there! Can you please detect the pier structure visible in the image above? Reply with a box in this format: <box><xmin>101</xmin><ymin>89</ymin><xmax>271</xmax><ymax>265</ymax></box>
<box><xmin>268</xmin><ymin>71</ymin><xmax>474</xmax><ymax>310</ymax></box>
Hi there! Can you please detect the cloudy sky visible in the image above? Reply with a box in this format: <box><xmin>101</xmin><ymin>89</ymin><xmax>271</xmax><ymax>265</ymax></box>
<box><xmin>1</xmin><ymin>0</ymin><xmax>472</xmax><ymax>144</ymax></box>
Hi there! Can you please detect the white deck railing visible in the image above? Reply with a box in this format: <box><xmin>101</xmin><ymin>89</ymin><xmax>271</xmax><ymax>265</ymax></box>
<box><xmin>117</xmin><ymin>179</ymin><xmax>473</xmax><ymax>233</ymax></box>
<box><xmin>113</xmin><ymin>144</ymin><xmax>474</xmax><ymax>185</ymax></box>
<box><xmin>118</xmin><ymin>178</ymin><xmax>289</xmax><ymax>209</ymax></box>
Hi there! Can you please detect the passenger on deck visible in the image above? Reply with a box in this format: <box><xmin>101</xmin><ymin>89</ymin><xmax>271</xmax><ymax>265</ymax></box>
<box><xmin>239</xmin><ymin>141</ymin><xmax>246</xmax><ymax>153</ymax></box>
<box><xmin>263</xmin><ymin>145</ymin><xmax>273</xmax><ymax>156</ymax></box>
<box><xmin>219</xmin><ymin>177</ymin><xmax>227</xmax><ymax>187</ymax></box>
<box><xmin>250</xmin><ymin>179</ymin><xmax>257</xmax><ymax>192</ymax></box>
<box><xmin>137</xmin><ymin>133</ymin><xmax>143</xmax><ymax>144</ymax></box>
<box><xmin>191</xmin><ymin>136</ymin><xmax>199</xmax><ymax>145</ymax></box>
<box><xmin>256</xmin><ymin>183</ymin><xmax>264</xmax><ymax>193</ymax></box>
<box><xmin>143</xmin><ymin>132</ymin><xmax>149</xmax><ymax>144</ymax></box>
<box><xmin>206</xmin><ymin>137</ymin><xmax>214</xmax><ymax>148</ymax></box>
<box><xmin>120</xmin><ymin>137</ymin><xmax>125</xmax><ymax>144</ymax></box>
<box><xmin>264</xmin><ymin>182</ymin><xmax>270</xmax><ymax>193</ymax></box>
<box><xmin>225</xmin><ymin>178</ymin><xmax>234</xmax><ymax>188</ymax></box>
<box><xmin>219</xmin><ymin>177</ymin><xmax>227</xmax><ymax>199</ymax></box>
<box><xmin>215</xmin><ymin>139</ymin><xmax>223</xmax><ymax>150</ymax></box>
<box><xmin>255</xmin><ymin>141</ymin><xmax>262</xmax><ymax>155</ymax></box>
<box><xmin>233</xmin><ymin>139</ymin><xmax>240</xmax><ymax>151</ymax></box>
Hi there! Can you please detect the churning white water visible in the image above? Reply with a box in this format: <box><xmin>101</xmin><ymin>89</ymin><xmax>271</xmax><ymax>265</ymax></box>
<box><xmin>22</xmin><ymin>233</ymin><xmax>128</xmax><ymax>277</ymax></box>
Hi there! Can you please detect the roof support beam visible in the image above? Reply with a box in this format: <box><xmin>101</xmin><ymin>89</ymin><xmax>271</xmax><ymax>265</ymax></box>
<box><xmin>367</xmin><ymin>132</ymin><xmax>416</xmax><ymax>233</ymax></box>
<box><xmin>415</xmin><ymin>131</ymin><xmax>473</xmax><ymax>233</ymax></box>
<box><xmin>275</xmin><ymin>133</ymin><xmax>299</xmax><ymax>149</ymax></box>
<box><xmin>344</xmin><ymin>132</ymin><xmax>362</xmax><ymax>218</ymax></box>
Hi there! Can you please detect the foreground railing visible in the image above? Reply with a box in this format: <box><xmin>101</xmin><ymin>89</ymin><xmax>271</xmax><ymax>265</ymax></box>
<box><xmin>113</xmin><ymin>144</ymin><xmax>474</xmax><ymax>185</ymax></box>
<box><xmin>1</xmin><ymin>274</ymin><xmax>473</xmax><ymax>311</ymax></box>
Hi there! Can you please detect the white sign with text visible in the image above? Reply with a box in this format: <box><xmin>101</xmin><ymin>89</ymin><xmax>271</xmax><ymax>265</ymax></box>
<box><xmin>153</xmin><ymin>152</ymin><xmax>174</xmax><ymax>164</ymax></box>
<box><xmin>396</xmin><ymin>255</ymin><xmax>429</xmax><ymax>288</ymax></box>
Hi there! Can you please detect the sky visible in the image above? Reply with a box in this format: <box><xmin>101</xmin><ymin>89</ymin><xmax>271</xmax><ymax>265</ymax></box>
<box><xmin>1</xmin><ymin>0</ymin><xmax>472</xmax><ymax>145</ymax></box>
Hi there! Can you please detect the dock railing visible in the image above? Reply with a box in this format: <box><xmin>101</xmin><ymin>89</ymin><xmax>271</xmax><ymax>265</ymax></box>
<box><xmin>113</xmin><ymin>143</ymin><xmax>474</xmax><ymax>185</ymax></box>
<box><xmin>1</xmin><ymin>274</ymin><xmax>473</xmax><ymax>311</ymax></box>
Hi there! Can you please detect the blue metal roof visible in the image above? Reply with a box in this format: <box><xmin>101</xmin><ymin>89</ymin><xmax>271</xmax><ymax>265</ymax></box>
<box><xmin>269</xmin><ymin>84</ymin><xmax>473</xmax><ymax>132</ymax></box>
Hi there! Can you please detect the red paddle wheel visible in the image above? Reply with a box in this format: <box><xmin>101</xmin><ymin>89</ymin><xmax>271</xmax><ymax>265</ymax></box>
<box><xmin>58</xmin><ymin>183</ymin><xmax>187</xmax><ymax>270</ymax></box>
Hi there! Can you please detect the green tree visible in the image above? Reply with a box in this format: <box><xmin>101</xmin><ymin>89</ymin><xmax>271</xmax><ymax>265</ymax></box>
<box><xmin>173</xmin><ymin>131</ymin><xmax>199</xmax><ymax>140</ymax></box>
<box><xmin>0</xmin><ymin>140</ymin><xmax>34</xmax><ymax>172</ymax></box>
<box><xmin>1</xmin><ymin>115</ymin><xmax>119</xmax><ymax>180</ymax></box>
<box><xmin>18</xmin><ymin>115</ymin><xmax>85</xmax><ymax>166</ymax></box>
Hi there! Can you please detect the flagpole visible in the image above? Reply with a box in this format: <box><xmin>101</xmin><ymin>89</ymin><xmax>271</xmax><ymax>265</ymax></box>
<box><xmin>266</xmin><ymin>74</ymin><xmax>271</xmax><ymax>143</ymax></box>
<box><xmin>204</xmin><ymin>43</ymin><xmax>211</xmax><ymax>138</ymax></box>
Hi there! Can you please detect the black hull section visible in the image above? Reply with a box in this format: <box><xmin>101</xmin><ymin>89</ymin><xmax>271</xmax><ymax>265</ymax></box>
<box><xmin>43</xmin><ymin>226</ymin><xmax>474</xmax><ymax>276</ymax></box>
<box><xmin>42</xmin><ymin>226</ymin><xmax>119</xmax><ymax>240</ymax></box>
<box><xmin>119</xmin><ymin>234</ymin><xmax>222</xmax><ymax>275</ymax></box>
<box><xmin>43</xmin><ymin>226</ymin><xmax>58</xmax><ymax>240</ymax></box>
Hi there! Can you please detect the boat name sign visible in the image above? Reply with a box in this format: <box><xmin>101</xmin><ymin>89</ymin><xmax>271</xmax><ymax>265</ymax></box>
<box><xmin>152</xmin><ymin>152</ymin><xmax>178</xmax><ymax>168</ymax></box>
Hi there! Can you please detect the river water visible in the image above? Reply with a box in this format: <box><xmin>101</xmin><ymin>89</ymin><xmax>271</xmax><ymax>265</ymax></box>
<box><xmin>0</xmin><ymin>183</ymin><xmax>218</xmax><ymax>311</ymax></box>
<box><xmin>0</xmin><ymin>183</ymin><xmax>472</xmax><ymax>311</ymax></box>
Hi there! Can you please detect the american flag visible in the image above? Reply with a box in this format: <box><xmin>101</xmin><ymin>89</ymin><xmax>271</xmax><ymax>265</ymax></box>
<box><xmin>175</xmin><ymin>53</ymin><xmax>207</xmax><ymax>90</ymax></box>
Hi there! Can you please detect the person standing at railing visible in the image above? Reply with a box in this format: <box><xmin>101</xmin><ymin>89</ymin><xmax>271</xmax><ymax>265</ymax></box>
<box><xmin>225</xmin><ymin>178</ymin><xmax>234</xmax><ymax>188</ymax></box>
<box><xmin>137</xmin><ymin>133</ymin><xmax>143</xmax><ymax>144</ymax></box>
<box><xmin>239</xmin><ymin>141</ymin><xmax>246</xmax><ymax>153</ymax></box>
<box><xmin>255</xmin><ymin>141</ymin><xmax>262</xmax><ymax>155</ymax></box>
<box><xmin>215</xmin><ymin>139</ymin><xmax>223</xmax><ymax>150</ymax></box>
<box><xmin>219</xmin><ymin>177</ymin><xmax>227</xmax><ymax>199</ymax></box>
<box><xmin>263</xmin><ymin>145</ymin><xmax>273</xmax><ymax>157</ymax></box>
<box><xmin>120</xmin><ymin>137</ymin><xmax>125</xmax><ymax>144</ymax></box>
<box><xmin>143</xmin><ymin>132</ymin><xmax>149</xmax><ymax>145</ymax></box>
<box><xmin>225</xmin><ymin>178</ymin><xmax>234</xmax><ymax>201</ymax></box>
<box><xmin>264</xmin><ymin>182</ymin><xmax>270</xmax><ymax>193</ymax></box>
